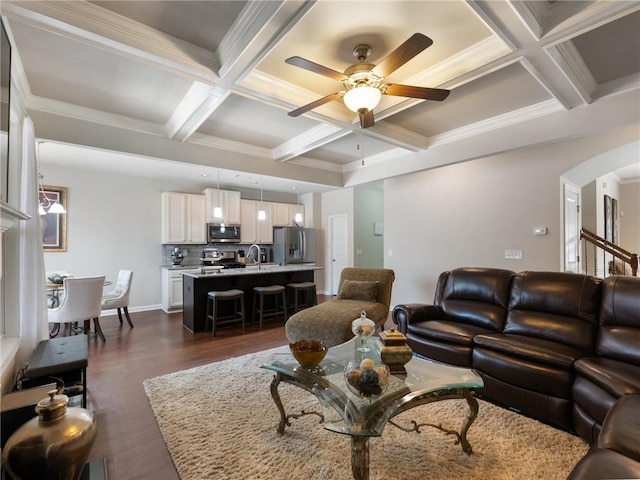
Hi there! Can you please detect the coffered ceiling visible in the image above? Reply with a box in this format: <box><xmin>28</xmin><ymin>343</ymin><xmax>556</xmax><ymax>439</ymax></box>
<box><xmin>1</xmin><ymin>1</ymin><xmax>639</xmax><ymax>194</ymax></box>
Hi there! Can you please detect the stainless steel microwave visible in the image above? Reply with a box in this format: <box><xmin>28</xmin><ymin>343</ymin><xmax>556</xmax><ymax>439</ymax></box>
<box><xmin>207</xmin><ymin>223</ymin><xmax>241</xmax><ymax>243</ymax></box>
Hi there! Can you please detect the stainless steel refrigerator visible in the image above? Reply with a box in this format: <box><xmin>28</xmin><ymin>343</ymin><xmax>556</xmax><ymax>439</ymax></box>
<box><xmin>272</xmin><ymin>227</ymin><xmax>316</xmax><ymax>264</ymax></box>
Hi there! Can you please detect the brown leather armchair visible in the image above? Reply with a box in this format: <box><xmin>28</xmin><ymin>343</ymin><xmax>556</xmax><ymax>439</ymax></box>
<box><xmin>472</xmin><ymin>271</ymin><xmax>602</xmax><ymax>430</ymax></box>
<box><xmin>393</xmin><ymin>267</ymin><xmax>515</xmax><ymax>367</ymax></box>
<box><xmin>572</xmin><ymin>275</ymin><xmax>640</xmax><ymax>443</ymax></box>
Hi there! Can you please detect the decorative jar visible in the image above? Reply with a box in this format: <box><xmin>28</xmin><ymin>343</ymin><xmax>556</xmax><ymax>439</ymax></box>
<box><xmin>379</xmin><ymin>329</ymin><xmax>413</xmax><ymax>375</ymax></box>
<box><xmin>1</xmin><ymin>390</ymin><xmax>98</xmax><ymax>480</ymax></box>
<box><xmin>351</xmin><ymin>311</ymin><xmax>376</xmax><ymax>353</ymax></box>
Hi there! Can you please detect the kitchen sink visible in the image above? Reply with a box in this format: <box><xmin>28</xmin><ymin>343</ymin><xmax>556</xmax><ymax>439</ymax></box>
<box><xmin>245</xmin><ymin>263</ymin><xmax>280</xmax><ymax>269</ymax></box>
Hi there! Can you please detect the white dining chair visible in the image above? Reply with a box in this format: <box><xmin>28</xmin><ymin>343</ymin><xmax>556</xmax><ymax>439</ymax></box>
<box><xmin>101</xmin><ymin>270</ymin><xmax>134</xmax><ymax>328</ymax></box>
<box><xmin>48</xmin><ymin>275</ymin><xmax>106</xmax><ymax>342</ymax></box>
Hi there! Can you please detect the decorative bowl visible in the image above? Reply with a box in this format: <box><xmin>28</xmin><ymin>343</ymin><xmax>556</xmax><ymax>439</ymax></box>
<box><xmin>289</xmin><ymin>340</ymin><xmax>328</xmax><ymax>368</ymax></box>
<box><xmin>344</xmin><ymin>359</ymin><xmax>390</xmax><ymax>398</ymax></box>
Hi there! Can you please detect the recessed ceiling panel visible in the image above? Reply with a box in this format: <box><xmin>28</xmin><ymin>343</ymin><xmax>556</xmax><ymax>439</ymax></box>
<box><xmin>197</xmin><ymin>94</ymin><xmax>320</xmax><ymax>148</ymax></box>
<box><xmin>10</xmin><ymin>21</ymin><xmax>192</xmax><ymax>124</ymax></box>
<box><xmin>90</xmin><ymin>1</ymin><xmax>247</xmax><ymax>53</ymax></box>
<box><xmin>387</xmin><ymin>62</ymin><xmax>553</xmax><ymax>137</ymax></box>
<box><xmin>572</xmin><ymin>11</ymin><xmax>640</xmax><ymax>84</ymax></box>
<box><xmin>260</xmin><ymin>0</ymin><xmax>492</xmax><ymax>95</ymax></box>
<box><xmin>306</xmin><ymin>133</ymin><xmax>398</xmax><ymax>165</ymax></box>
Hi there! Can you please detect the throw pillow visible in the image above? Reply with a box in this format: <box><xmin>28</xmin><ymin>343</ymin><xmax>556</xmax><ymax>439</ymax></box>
<box><xmin>337</xmin><ymin>280</ymin><xmax>378</xmax><ymax>302</ymax></box>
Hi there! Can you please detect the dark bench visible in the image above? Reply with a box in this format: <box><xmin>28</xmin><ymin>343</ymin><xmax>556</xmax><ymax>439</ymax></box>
<box><xmin>21</xmin><ymin>336</ymin><xmax>88</xmax><ymax>407</ymax></box>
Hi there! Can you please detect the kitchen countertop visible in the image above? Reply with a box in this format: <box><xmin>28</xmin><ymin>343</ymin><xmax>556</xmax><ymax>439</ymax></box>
<box><xmin>182</xmin><ymin>263</ymin><xmax>321</xmax><ymax>278</ymax></box>
<box><xmin>162</xmin><ymin>264</ymin><xmax>203</xmax><ymax>270</ymax></box>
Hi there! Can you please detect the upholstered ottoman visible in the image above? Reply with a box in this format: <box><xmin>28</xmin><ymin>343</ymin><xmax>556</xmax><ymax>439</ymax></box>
<box><xmin>285</xmin><ymin>268</ymin><xmax>395</xmax><ymax>347</ymax></box>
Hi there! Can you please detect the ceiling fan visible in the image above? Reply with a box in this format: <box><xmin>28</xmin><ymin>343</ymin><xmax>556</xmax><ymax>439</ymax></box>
<box><xmin>286</xmin><ymin>33</ymin><xmax>450</xmax><ymax>129</ymax></box>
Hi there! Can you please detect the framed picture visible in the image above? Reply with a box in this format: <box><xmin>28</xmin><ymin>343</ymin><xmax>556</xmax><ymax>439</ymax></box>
<box><xmin>604</xmin><ymin>194</ymin><xmax>612</xmax><ymax>241</ymax></box>
<box><xmin>40</xmin><ymin>185</ymin><xmax>67</xmax><ymax>251</ymax></box>
<box><xmin>612</xmin><ymin>197</ymin><xmax>618</xmax><ymax>244</ymax></box>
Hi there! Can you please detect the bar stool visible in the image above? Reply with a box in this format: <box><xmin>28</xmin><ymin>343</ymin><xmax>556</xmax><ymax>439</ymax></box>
<box><xmin>252</xmin><ymin>285</ymin><xmax>287</xmax><ymax>327</ymax></box>
<box><xmin>206</xmin><ymin>289</ymin><xmax>245</xmax><ymax>336</ymax></box>
<box><xmin>286</xmin><ymin>282</ymin><xmax>317</xmax><ymax>315</ymax></box>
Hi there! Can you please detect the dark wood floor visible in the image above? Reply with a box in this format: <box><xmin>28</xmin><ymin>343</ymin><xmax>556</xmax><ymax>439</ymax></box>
<box><xmin>86</xmin><ymin>296</ymin><xmax>389</xmax><ymax>479</ymax></box>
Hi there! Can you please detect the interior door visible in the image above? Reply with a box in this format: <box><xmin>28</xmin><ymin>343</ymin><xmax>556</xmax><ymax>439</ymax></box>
<box><xmin>329</xmin><ymin>214</ymin><xmax>349</xmax><ymax>295</ymax></box>
<box><xmin>564</xmin><ymin>183</ymin><xmax>581</xmax><ymax>273</ymax></box>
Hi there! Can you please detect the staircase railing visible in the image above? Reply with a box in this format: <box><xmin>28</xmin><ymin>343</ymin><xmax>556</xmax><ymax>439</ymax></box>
<box><xmin>580</xmin><ymin>228</ymin><xmax>638</xmax><ymax>277</ymax></box>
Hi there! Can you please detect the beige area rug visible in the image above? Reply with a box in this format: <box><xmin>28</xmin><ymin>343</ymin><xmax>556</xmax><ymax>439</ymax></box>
<box><xmin>143</xmin><ymin>347</ymin><xmax>588</xmax><ymax>480</ymax></box>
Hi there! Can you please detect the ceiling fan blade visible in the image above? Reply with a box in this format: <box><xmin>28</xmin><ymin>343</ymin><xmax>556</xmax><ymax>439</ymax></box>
<box><xmin>288</xmin><ymin>92</ymin><xmax>343</xmax><ymax>117</ymax></box>
<box><xmin>371</xmin><ymin>33</ymin><xmax>433</xmax><ymax>78</ymax></box>
<box><xmin>285</xmin><ymin>56</ymin><xmax>348</xmax><ymax>81</ymax></box>
<box><xmin>359</xmin><ymin>109</ymin><xmax>375</xmax><ymax>129</ymax></box>
<box><xmin>384</xmin><ymin>83</ymin><xmax>450</xmax><ymax>101</ymax></box>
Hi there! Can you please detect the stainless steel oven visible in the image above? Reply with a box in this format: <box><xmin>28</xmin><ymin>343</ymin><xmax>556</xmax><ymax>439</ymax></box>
<box><xmin>207</xmin><ymin>223</ymin><xmax>241</xmax><ymax>243</ymax></box>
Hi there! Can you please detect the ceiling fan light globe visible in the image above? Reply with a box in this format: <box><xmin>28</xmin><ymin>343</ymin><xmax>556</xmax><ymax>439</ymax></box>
<box><xmin>343</xmin><ymin>86</ymin><xmax>381</xmax><ymax>113</ymax></box>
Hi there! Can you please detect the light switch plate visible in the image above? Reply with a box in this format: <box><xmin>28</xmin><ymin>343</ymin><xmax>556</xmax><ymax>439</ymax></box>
<box><xmin>505</xmin><ymin>249</ymin><xmax>523</xmax><ymax>260</ymax></box>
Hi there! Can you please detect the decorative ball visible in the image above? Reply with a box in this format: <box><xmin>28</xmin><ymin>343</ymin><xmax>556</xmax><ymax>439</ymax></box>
<box><xmin>360</xmin><ymin>358</ymin><xmax>375</xmax><ymax>370</ymax></box>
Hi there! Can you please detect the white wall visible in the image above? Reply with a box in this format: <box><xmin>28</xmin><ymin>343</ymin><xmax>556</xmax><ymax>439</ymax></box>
<box><xmin>620</xmin><ymin>181</ymin><xmax>640</xmax><ymax>253</ymax></box>
<box><xmin>384</xmin><ymin>127</ymin><xmax>640</xmax><ymax>307</ymax></box>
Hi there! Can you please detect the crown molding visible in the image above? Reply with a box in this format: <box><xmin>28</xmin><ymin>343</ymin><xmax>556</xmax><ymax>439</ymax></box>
<box><xmin>25</xmin><ymin>95</ymin><xmax>166</xmax><ymax>137</ymax></box>
<box><xmin>429</xmin><ymin>99</ymin><xmax>563</xmax><ymax>148</ymax></box>
<box><xmin>546</xmin><ymin>42</ymin><xmax>596</xmax><ymax>105</ymax></box>
<box><xmin>342</xmin><ymin>147</ymin><xmax>408</xmax><ymax>173</ymax></box>
<box><xmin>188</xmin><ymin>132</ymin><xmax>272</xmax><ymax>160</ymax></box>
<box><xmin>405</xmin><ymin>36</ymin><xmax>512</xmax><ymax>91</ymax></box>
<box><xmin>167</xmin><ymin>83</ymin><xmax>230</xmax><ymax>141</ymax></box>
<box><xmin>273</xmin><ymin>124</ymin><xmax>347</xmax><ymax>162</ymax></box>
<box><xmin>286</xmin><ymin>156</ymin><xmax>344</xmax><ymax>173</ymax></box>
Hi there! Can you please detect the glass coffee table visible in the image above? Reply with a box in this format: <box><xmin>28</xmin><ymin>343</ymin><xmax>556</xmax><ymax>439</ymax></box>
<box><xmin>261</xmin><ymin>337</ymin><xmax>484</xmax><ymax>480</ymax></box>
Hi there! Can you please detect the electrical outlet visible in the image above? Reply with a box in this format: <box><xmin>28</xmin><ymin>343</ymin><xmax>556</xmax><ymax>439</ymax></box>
<box><xmin>356</xmin><ymin>248</ymin><xmax>363</xmax><ymax>255</ymax></box>
<box><xmin>505</xmin><ymin>250</ymin><xmax>523</xmax><ymax>260</ymax></box>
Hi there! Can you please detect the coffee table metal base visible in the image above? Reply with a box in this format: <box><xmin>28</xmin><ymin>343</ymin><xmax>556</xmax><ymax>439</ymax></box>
<box><xmin>268</xmin><ymin>372</ymin><xmax>479</xmax><ymax>480</ymax></box>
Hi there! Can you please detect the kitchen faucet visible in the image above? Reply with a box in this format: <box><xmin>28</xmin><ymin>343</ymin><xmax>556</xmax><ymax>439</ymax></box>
<box><xmin>247</xmin><ymin>244</ymin><xmax>261</xmax><ymax>270</ymax></box>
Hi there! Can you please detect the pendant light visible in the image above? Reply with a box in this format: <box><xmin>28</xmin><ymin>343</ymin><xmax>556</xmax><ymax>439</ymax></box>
<box><xmin>258</xmin><ymin>176</ymin><xmax>266</xmax><ymax>220</ymax></box>
<box><xmin>213</xmin><ymin>169</ymin><xmax>223</xmax><ymax>220</ymax></box>
<box><xmin>294</xmin><ymin>183</ymin><xmax>303</xmax><ymax>224</ymax></box>
<box><xmin>37</xmin><ymin>142</ymin><xmax>66</xmax><ymax>215</ymax></box>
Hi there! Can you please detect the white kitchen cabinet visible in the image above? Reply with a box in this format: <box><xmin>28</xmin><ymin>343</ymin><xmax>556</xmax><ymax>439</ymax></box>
<box><xmin>272</xmin><ymin>202</ymin><xmax>292</xmax><ymax>226</ymax></box>
<box><xmin>203</xmin><ymin>188</ymin><xmax>241</xmax><ymax>224</ymax></box>
<box><xmin>161</xmin><ymin>268</ymin><xmax>200</xmax><ymax>312</ymax></box>
<box><xmin>240</xmin><ymin>199</ymin><xmax>273</xmax><ymax>244</ymax></box>
<box><xmin>161</xmin><ymin>192</ymin><xmax>207</xmax><ymax>244</ymax></box>
<box><xmin>272</xmin><ymin>202</ymin><xmax>305</xmax><ymax>227</ymax></box>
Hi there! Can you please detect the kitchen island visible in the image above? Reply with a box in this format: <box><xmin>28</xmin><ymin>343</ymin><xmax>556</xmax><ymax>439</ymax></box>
<box><xmin>182</xmin><ymin>264</ymin><xmax>321</xmax><ymax>333</ymax></box>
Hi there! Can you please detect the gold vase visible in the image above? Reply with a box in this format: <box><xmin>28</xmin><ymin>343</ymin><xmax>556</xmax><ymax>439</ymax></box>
<box><xmin>1</xmin><ymin>390</ymin><xmax>97</xmax><ymax>480</ymax></box>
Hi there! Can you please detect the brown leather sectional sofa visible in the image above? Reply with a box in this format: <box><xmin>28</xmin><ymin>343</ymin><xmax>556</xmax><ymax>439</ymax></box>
<box><xmin>392</xmin><ymin>268</ymin><xmax>640</xmax><ymax>477</ymax></box>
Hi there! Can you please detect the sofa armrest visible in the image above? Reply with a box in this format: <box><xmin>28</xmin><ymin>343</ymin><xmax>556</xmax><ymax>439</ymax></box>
<box><xmin>392</xmin><ymin>304</ymin><xmax>442</xmax><ymax>332</ymax></box>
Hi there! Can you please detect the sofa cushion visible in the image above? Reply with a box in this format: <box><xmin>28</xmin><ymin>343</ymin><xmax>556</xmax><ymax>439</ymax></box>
<box><xmin>597</xmin><ymin>394</ymin><xmax>640</xmax><ymax>462</ymax></box>
<box><xmin>474</xmin><ymin>333</ymin><xmax>585</xmax><ymax>369</ymax></box>
<box><xmin>473</xmin><ymin>347</ymin><xmax>573</xmax><ymax>398</ymax></box>
<box><xmin>408</xmin><ymin>320</ymin><xmax>495</xmax><ymax>346</ymax></box>
<box><xmin>337</xmin><ymin>280</ymin><xmax>378</xmax><ymax>302</ymax></box>
<box><xmin>505</xmin><ymin>271</ymin><xmax>601</xmax><ymax>351</ymax></box>
<box><xmin>438</xmin><ymin>267</ymin><xmax>514</xmax><ymax>331</ymax></box>
<box><xmin>573</xmin><ymin>357</ymin><xmax>640</xmax><ymax>398</ymax></box>
<box><xmin>567</xmin><ymin>449</ymin><xmax>640</xmax><ymax>480</ymax></box>
<box><xmin>598</xmin><ymin>276</ymin><xmax>640</xmax><ymax>365</ymax></box>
